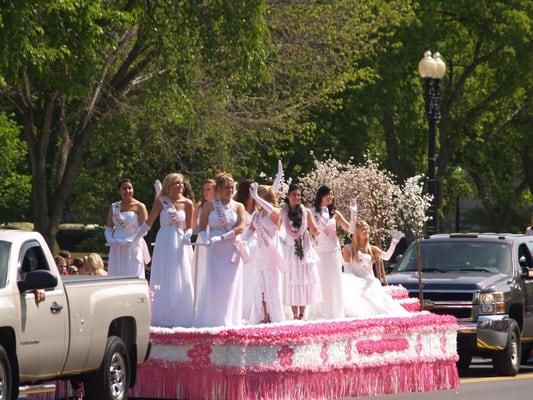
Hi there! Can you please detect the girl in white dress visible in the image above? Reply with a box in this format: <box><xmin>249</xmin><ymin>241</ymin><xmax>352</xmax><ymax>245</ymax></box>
<box><xmin>342</xmin><ymin>220</ymin><xmax>407</xmax><ymax>317</ymax></box>
<box><xmin>247</xmin><ymin>184</ymin><xmax>286</xmax><ymax>324</ymax></box>
<box><xmin>104</xmin><ymin>178</ymin><xmax>150</xmax><ymax>278</ymax></box>
<box><xmin>308</xmin><ymin>186</ymin><xmax>350</xmax><ymax>320</ymax></box>
<box><xmin>131</xmin><ymin>173</ymin><xmax>195</xmax><ymax>327</ymax></box>
<box><xmin>281</xmin><ymin>184</ymin><xmax>322</xmax><ymax>320</ymax></box>
<box><xmin>192</xmin><ymin>179</ymin><xmax>216</xmax><ymax>316</ymax></box>
<box><xmin>234</xmin><ymin>179</ymin><xmax>257</xmax><ymax>322</ymax></box>
<box><xmin>195</xmin><ymin>172</ymin><xmax>247</xmax><ymax>327</ymax></box>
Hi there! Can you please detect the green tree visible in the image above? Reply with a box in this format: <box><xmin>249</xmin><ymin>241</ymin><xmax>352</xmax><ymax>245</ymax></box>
<box><xmin>0</xmin><ymin>112</ymin><xmax>31</xmax><ymax>221</ymax></box>
<box><xmin>0</xmin><ymin>0</ymin><xmax>267</xmax><ymax>245</ymax></box>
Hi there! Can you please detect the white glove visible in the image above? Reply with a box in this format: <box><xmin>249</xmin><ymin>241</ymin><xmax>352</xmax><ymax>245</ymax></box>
<box><xmin>126</xmin><ymin>222</ymin><xmax>151</xmax><ymax>245</ymax></box>
<box><xmin>182</xmin><ymin>228</ymin><xmax>193</xmax><ymax>245</ymax></box>
<box><xmin>250</xmin><ymin>182</ymin><xmax>275</xmax><ymax>215</ymax></box>
<box><xmin>348</xmin><ymin>198</ymin><xmax>358</xmax><ymax>234</ymax></box>
<box><xmin>391</xmin><ymin>231</ymin><xmax>405</xmax><ymax>243</ymax></box>
<box><xmin>154</xmin><ymin>179</ymin><xmax>162</xmax><ymax>196</ymax></box>
<box><xmin>104</xmin><ymin>227</ymin><xmax>116</xmax><ymax>245</ymax></box>
<box><xmin>210</xmin><ymin>235</ymin><xmax>222</xmax><ymax>245</ymax></box>
<box><xmin>272</xmin><ymin>159</ymin><xmax>284</xmax><ymax>193</ymax></box>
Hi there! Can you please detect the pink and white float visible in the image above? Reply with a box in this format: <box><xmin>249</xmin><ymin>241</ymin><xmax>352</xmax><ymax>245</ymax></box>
<box><xmin>130</xmin><ymin>287</ymin><xmax>459</xmax><ymax>399</ymax></box>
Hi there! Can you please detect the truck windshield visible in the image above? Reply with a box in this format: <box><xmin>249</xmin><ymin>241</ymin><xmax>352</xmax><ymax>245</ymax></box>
<box><xmin>396</xmin><ymin>240</ymin><xmax>512</xmax><ymax>274</ymax></box>
<box><xmin>0</xmin><ymin>241</ymin><xmax>10</xmax><ymax>288</ymax></box>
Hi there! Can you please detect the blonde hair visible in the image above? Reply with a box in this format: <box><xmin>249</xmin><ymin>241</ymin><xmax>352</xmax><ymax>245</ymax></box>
<box><xmin>84</xmin><ymin>253</ymin><xmax>107</xmax><ymax>276</ymax></box>
<box><xmin>258</xmin><ymin>185</ymin><xmax>276</xmax><ymax>205</ymax></box>
<box><xmin>161</xmin><ymin>173</ymin><xmax>184</xmax><ymax>198</ymax></box>
<box><xmin>350</xmin><ymin>220</ymin><xmax>376</xmax><ymax>262</ymax></box>
<box><xmin>215</xmin><ymin>172</ymin><xmax>234</xmax><ymax>191</ymax></box>
<box><xmin>200</xmin><ymin>179</ymin><xmax>216</xmax><ymax>206</ymax></box>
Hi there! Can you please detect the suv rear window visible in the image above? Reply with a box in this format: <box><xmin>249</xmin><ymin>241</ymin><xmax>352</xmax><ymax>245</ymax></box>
<box><xmin>0</xmin><ymin>241</ymin><xmax>10</xmax><ymax>288</ymax></box>
<box><xmin>396</xmin><ymin>240</ymin><xmax>512</xmax><ymax>274</ymax></box>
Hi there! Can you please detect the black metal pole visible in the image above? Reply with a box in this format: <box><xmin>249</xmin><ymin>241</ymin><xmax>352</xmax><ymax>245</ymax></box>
<box><xmin>423</xmin><ymin>77</ymin><xmax>441</xmax><ymax>235</ymax></box>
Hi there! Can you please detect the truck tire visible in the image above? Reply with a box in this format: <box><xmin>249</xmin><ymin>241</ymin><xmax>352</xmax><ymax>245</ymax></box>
<box><xmin>84</xmin><ymin>336</ymin><xmax>130</xmax><ymax>400</ymax></box>
<box><xmin>492</xmin><ymin>319</ymin><xmax>521</xmax><ymax>376</ymax></box>
<box><xmin>0</xmin><ymin>345</ymin><xmax>13</xmax><ymax>400</ymax></box>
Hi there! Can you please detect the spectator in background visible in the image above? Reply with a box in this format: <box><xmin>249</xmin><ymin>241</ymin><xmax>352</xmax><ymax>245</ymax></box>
<box><xmin>72</xmin><ymin>258</ymin><xmax>85</xmax><ymax>275</ymax></box>
<box><xmin>525</xmin><ymin>214</ymin><xmax>533</xmax><ymax>235</ymax></box>
<box><xmin>84</xmin><ymin>253</ymin><xmax>107</xmax><ymax>276</ymax></box>
<box><xmin>68</xmin><ymin>265</ymin><xmax>79</xmax><ymax>275</ymax></box>
<box><xmin>58</xmin><ymin>250</ymin><xmax>72</xmax><ymax>267</ymax></box>
<box><xmin>54</xmin><ymin>255</ymin><xmax>69</xmax><ymax>276</ymax></box>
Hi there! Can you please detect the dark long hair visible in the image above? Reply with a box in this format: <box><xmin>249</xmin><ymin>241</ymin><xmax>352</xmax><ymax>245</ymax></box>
<box><xmin>235</xmin><ymin>178</ymin><xmax>253</xmax><ymax>205</ymax></box>
<box><xmin>117</xmin><ymin>178</ymin><xmax>133</xmax><ymax>190</ymax></box>
<box><xmin>285</xmin><ymin>183</ymin><xmax>303</xmax><ymax>228</ymax></box>
<box><xmin>313</xmin><ymin>185</ymin><xmax>335</xmax><ymax>218</ymax></box>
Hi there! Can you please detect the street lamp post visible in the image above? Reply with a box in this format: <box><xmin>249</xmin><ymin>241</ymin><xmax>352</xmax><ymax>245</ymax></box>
<box><xmin>418</xmin><ymin>50</ymin><xmax>446</xmax><ymax>235</ymax></box>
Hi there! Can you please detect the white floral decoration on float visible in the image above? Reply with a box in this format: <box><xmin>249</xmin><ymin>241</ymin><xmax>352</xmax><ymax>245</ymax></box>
<box><xmin>298</xmin><ymin>152</ymin><xmax>432</xmax><ymax>246</ymax></box>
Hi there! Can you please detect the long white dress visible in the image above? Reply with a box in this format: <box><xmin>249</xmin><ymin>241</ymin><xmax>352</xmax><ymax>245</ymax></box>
<box><xmin>195</xmin><ymin>200</ymin><xmax>244</xmax><ymax>327</ymax></box>
<box><xmin>249</xmin><ymin>212</ymin><xmax>286</xmax><ymax>324</ymax></box>
<box><xmin>192</xmin><ymin>207</ymin><xmax>208</xmax><ymax>316</ymax></box>
<box><xmin>307</xmin><ymin>207</ymin><xmax>344</xmax><ymax>319</ymax></box>
<box><xmin>281</xmin><ymin>205</ymin><xmax>322</xmax><ymax>306</ymax></box>
<box><xmin>150</xmin><ymin>197</ymin><xmax>194</xmax><ymax>327</ymax></box>
<box><xmin>107</xmin><ymin>201</ymin><xmax>149</xmax><ymax>278</ymax></box>
<box><xmin>242</xmin><ymin>211</ymin><xmax>257</xmax><ymax>321</ymax></box>
<box><xmin>342</xmin><ymin>246</ymin><xmax>408</xmax><ymax>317</ymax></box>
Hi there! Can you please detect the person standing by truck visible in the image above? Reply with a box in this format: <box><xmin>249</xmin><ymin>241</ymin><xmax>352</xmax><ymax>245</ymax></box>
<box><xmin>105</xmin><ymin>178</ymin><xmax>150</xmax><ymax>279</ymax></box>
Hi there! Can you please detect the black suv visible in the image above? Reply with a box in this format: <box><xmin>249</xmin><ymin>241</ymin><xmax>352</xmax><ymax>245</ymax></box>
<box><xmin>387</xmin><ymin>233</ymin><xmax>533</xmax><ymax>376</ymax></box>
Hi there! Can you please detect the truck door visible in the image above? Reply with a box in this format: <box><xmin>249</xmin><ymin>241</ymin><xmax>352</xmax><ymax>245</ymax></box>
<box><xmin>518</xmin><ymin>243</ymin><xmax>533</xmax><ymax>340</ymax></box>
<box><xmin>17</xmin><ymin>241</ymin><xmax>69</xmax><ymax>379</ymax></box>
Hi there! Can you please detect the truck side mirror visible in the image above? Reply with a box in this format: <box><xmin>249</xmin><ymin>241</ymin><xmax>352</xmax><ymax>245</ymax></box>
<box><xmin>395</xmin><ymin>254</ymin><xmax>403</xmax><ymax>263</ymax></box>
<box><xmin>18</xmin><ymin>270</ymin><xmax>58</xmax><ymax>292</ymax></box>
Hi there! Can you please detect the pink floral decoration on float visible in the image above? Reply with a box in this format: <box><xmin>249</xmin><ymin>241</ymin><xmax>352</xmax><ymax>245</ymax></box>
<box><xmin>187</xmin><ymin>343</ymin><xmax>212</xmax><ymax>368</ymax></box>
<box><xmin>277</xmin><ymin>345</ymin><xmax>294</xmax><ymax>368</ymax></box>
<box><xmin>321</xmin><ymin>343</ymin><xmax>329</xmax><ymax>364</ymax></box>
<box><xmin>345</xmin><ymin>341</ymin><xmax>352</xmax><ymax>362</ymax></box>
<box><xmin>356</xmin><ymin>338</ymin><xmax>409</xmax><ymax>354</ymax></box>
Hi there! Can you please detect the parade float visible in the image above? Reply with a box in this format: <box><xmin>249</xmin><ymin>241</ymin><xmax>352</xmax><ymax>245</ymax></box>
<box><xmin>130</xmin><ymin>287</ymin><xmax>460</xmax><ymax>399</ymax></box>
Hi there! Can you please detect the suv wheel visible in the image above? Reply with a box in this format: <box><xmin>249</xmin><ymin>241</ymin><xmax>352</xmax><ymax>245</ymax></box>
<box><xmin>0</xmin><ymin>345</ymin><xmax>13</xmax><ymax>400</ymax></box>
<box><xmin>492</xmin><ymin>319</ymin><xmax>521</xmax><ymax>376</ymax></box>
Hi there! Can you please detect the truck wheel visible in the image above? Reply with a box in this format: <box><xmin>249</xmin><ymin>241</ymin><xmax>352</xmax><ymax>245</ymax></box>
<box><xmin>0</xmin><ymin>345</ymin><xmax>13</xmax><ymax>400</ymax></box>
<box><xmin>492</xmin><ymin>319</ymin><xmax>521</xmax><ymax>376</ymax></box>
<box><xmin>84</xmin><ymin>336</ymin><xmax>130</xmax><ymax>400</ymax></box>
<box><xmin>456</xmin><ymin>352</ymin><xmax>472</xmax><ymax>373</ymax></box>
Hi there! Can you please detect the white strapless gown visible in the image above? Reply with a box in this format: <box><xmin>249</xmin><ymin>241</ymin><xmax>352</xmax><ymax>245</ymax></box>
<box><xmin>107</xmin><ymin>208</ymin><xmax>147</xmax><ymax>279</ymax></box>
<box><xmin>195</xmin><ymin>202</ymin><xmax>243</xmax><ymax>327</ymax></box>
<box><xmin>150</xmin><ymin>206</ymin><xmax>194</xmax><ymax>327</ymax></box>
<box><xmin>342</xmin><ymin>250</ymin><xmax>408</xmax><ymax>317</ymax></box>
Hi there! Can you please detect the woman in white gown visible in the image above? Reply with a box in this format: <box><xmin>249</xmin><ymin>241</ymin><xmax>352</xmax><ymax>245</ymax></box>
<box><xmin>234</xmin><ymin>179</ymin><xmax>257</xmax><ymax>322</ymax></box>
<box><xmin>308</xmin><ymin>186</ymin><xmax>350</xmax><ymax>320</ymax></box>
<box><xmin>131</xmin><ymin>173</ymin><xmax>195</xmax><ymax>327</ymax></box>
<box><xmin>247</xmin><ymin>184</ymin><xmax>286</xmax><ymax>324</ymax></box>
<box><xmin>191</xmin><ymin>179</ymin><xmax>216</xmax><ymax>316</ymax></box>
<box><xmin>104</xmin><ymin>178</ymin><xmax>150</xmax><ymax>278</ymax></box>
<box><xmin>195</xmin><ymin>172</ymin><xmax>247</xmax><ymax>327</ymax></box>
<box><xmin>281</xmin><ymin>184</ymin><xmax>322</xmax><ymax>320</ymax></box>
<box><xmin>342</xmin><ymin>220</ymin><xmax>407</xmax><ymax>317</ymax></box>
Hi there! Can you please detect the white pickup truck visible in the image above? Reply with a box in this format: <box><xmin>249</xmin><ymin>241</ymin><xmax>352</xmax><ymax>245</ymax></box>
<box><xmin>0</xmin><ymin>230</ymin><xmax>151</xmax><ymax>400</ymax></box>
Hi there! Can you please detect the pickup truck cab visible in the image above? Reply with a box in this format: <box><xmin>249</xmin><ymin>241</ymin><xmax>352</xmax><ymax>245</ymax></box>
<box><xmin>0</xmin><ymin>230</ymin><xmax>151</xmax><ymax>400</ymax></box>
<box><xmin>387</xmin><ymin>233</ymin><xmax>533</xmax><ymax>376</ymax></box>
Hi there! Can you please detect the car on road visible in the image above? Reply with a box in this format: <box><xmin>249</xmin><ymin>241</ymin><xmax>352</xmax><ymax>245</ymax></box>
<box><xmin>387</xmin><ymin>233</ymin><xmax>533</xmax><ymax>376</ymax></box>
<box><xmin>0</xmin><ymin>229</ymin><xmax>150</xmax><ymax>399</ymax></box>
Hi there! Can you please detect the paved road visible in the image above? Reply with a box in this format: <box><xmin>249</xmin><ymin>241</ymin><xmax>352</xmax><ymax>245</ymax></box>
<box><xmin>369</xmin><ymin>358</ymin><xmax>533</xmax><ymax>400</ymax></box>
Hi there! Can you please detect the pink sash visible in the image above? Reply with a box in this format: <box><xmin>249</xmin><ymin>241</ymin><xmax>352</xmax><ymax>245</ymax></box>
<box><xmin>213</xmin><ymin>200</ymin><xmax>247</xmax><ymax>265</ymax></box>
<box><xmin>254</xmin><ymin>213</ymin><xmax>286</xmax><ymax>272</ymax></box>
<box><xmin>159</xmin><ymin>196</ymin><xmax>185</xmax><ymax>233</ymax></box>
